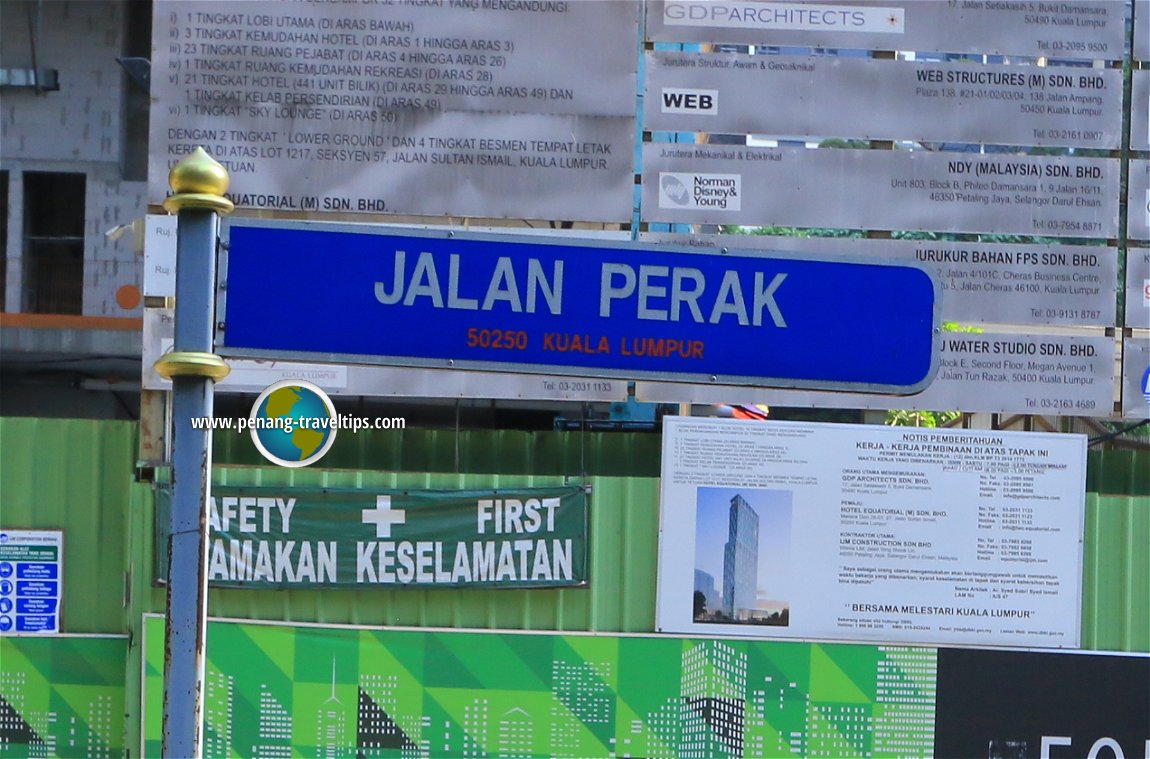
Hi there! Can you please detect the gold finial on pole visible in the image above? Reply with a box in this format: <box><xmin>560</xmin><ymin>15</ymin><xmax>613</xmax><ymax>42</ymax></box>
<box><xmin>162</xmin><ymin>146</ymin><xmax>235</xmax><ymax>215</ymax></box>
<box><xmin>153</xmin><ymin>351</ymin><xmax>230</xmax><ymax>381</ymax></box>
<box><xmin>154</xmin><ymin>146</ymin><xmax>233</xmax><ymax>382</ymax></box>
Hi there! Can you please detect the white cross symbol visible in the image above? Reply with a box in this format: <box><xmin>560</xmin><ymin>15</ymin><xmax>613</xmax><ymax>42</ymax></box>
<box><xmin>362</xmin><ymin>495</ymin><xmax>406</xmax><ymax>538</ymax></box>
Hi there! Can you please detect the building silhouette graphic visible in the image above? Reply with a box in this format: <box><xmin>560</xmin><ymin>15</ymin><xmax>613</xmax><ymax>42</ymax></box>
<box><xmin>355</xmin><ymin>676</ymin><xmax>417</xmax><ymax>756</ymax></box>
<box><xmin>358</xmin><ymin>690</ymin><xmax>418</xmax><ymax>754</ymax></box>
<box><xmin>0</xmin><ymin>693</ymin><xmax>42</xmax><ymax>753</ymax></box>
<box><xmin>627</xmin><ymin>696</ymin><xmax>682</xmax><ymax>759</ymax></box>
<box><xmin>497</xmin><ymin>707</ymin><xmax>534</xmax><ymax>758</ymax></box>
<box><xmin>203</xmin><ymin>670</ymin><xmax>234</xmax><ymax>757</ymax></box>
<box><xmin>722</xmin><ymin>495</ymin><xmax>760</xmax><ymax>620</ymax></box>
<box><xmin>550</xmin><ymin>659</ymin><xmax>613</xmax><ymax>757</ymax></box>
<box><xmin>253</xmin><ymin>684</ymin><xmax>292</xmax><ymax>758</ymax></box>
<box><xmin>680</xmin><ymin>641</ymin><xmax>747</xmax><ymax>758</ymax></box>
<box><xmin>317</xmin><ymin>658</ymin><xmax>350</xmax><ymax>758</ymax></box>
<box><xmin>460</xmin><ymin>697</ymin><xmax>489</xmax><ymax>758</ymax></box>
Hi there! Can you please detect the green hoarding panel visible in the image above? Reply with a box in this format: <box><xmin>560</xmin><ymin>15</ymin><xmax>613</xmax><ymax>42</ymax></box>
<box><xmin>142</xmin><ymin>616</ymin><xmax>938</xmax><ymax>759</ymax></box>
<box><xmin>211</xmin><ymin>427</ymin><xmax>664</xmax><ymax>477</ymax></box>
<box><xmin>0</xmin><ymin>635</ymin><xmax>127</xmax><ymax>758</ymax></box>
<box><xmin>0</xmin><ymin>417</ymin><xmax>1145</xmax><ymax>650</ymax></box>
<box><xmin>0</xmin><ymin>418</ymin><xmax>138</xmax><ymax>634</ymax></box>
<box><xmin>1086</xmin><ymin>449</ymin><xmax>1150</xmax><ymax>496</ymax></box>
<box><xmin>1081</xmin><ymin>494</ymin><xmax>1150</xmax><ymax>652</ymax></box>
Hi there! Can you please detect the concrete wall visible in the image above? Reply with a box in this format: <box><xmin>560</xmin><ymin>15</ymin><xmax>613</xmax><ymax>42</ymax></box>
<box><xmin>1</xmin><ymin>0</ymin><xmax>147</xmax><ymax>316</ymax></box>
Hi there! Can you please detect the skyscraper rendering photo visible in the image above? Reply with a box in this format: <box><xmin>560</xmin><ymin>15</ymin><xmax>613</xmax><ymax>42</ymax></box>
<box><xmin>693</xmin><ymin>487</ymin><xmax>793</xmax><ymax>626</ymax></box>
<box><xmin>723</xmin><ymin>495</ymin><xmax>760</xmax><ymax>620</ymax></box>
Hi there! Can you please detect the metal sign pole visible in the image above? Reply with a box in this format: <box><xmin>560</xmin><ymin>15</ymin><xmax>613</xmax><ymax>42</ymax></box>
<box><xmin>154</xmin><ymin>148</ymin><xmax>233</xmax><ymax>758</ymax></box>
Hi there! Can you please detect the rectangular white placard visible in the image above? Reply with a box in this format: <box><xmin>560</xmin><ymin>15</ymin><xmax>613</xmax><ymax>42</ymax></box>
<box><xmin>656</xmin><ymin>417</ymin><xmax>1086</xmax><ymax>648</ymax></box>
<box><xmin>142</xmin><ymin>309</ymin><xmax>626</xmax><ymax>402</ymax></box>
<box><xmin>645</xmin><ymin>52</ymin><xmax>1122</xmax><ymax>149</ymax></box>
<box><xmin>1137</xmin><ymin>1</ymin><xmax>1150</xmax><ymax>61</ymax></box>
<box><xmin>642</xmin><ymin>144</ymin><xmax>1119</xmax><ymax>236</ymax></box>
<box><xmin>642</xmin><ymin>233</ymin><xmax>1118</xmax><ymax>327</ymax></box>
<box><xmin>1132</xmin><ymin>72</ymin><xmax>1150</xmax><ymax>152</ymax></box>
<box><xmin>647</xmin><ymin>0</ymin><xmax>1126</xmax><ymax>60</ymax></box>
<box><xmin>1127</xmin><ymin>248</ymin><xmax>1150</xmax><ymax>330</ymax></box>
<box><xmin>142</xmin><ymin>215</ymin><xmax>177</xmax><ymax>298</ymax></box>
<box><xmin>638</xmin><ymin>331</ymin><xmax>1117</xmax><ymax>416</ymax></box>
<box><xmin>1130</xmin><ymin>161</ymin><xmax>1150</xmax><ymax>241</ymax></box>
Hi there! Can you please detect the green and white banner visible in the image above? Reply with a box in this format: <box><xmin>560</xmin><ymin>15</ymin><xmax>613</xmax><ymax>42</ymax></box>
<box><xmin>143</xmin><ymin>616</ymin><xmax>937</xmax><ymax>758</ymax></box>
<box><xmin>0</xmin><ymin>635</ymin><xmax>127</xmax><ymax>758</ymax></box>
<box><xmin>156</xmin><ymin>486</ymin><xmax>589</xmax><ymax>589</ymax></box>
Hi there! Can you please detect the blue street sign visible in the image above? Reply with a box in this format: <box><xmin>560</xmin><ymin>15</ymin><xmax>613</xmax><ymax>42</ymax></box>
<box><xmin>219</xmin><ymin>221</ymin><xmax>940</xmax><ymax>392</ymax></box>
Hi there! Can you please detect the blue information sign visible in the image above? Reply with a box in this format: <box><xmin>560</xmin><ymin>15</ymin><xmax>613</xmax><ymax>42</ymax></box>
<box><xmin>0</xmin><ymin>530</ymin><xmax>61</xmax><ymax>635</ymax></box>
<box><xmin>220</xmin><ymin>222</ymin><xmax>940</xmax><ymax>392</ymax></box>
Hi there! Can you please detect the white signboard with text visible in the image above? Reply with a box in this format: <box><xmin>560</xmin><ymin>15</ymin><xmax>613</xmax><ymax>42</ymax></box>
<box><xmin>639</xmin><ymin>332</ymin><xmax>1116</xmax><ymax>416</ymax></box>
<box><xmin>1133</xmin><ymin>72</ymin><xmax>1150</xmax><ymax>152</ymax></box>
<box><xmin>1137</xmin><ymin>1</ymin><xmax>1150</xmax><ymax>61</ymax></box>
<box><xmin>642</xmin><ymin>233</ymin><xmax>1119</xmax><ymax>328</ymax></box>
<box><xmin>645</xmin><ymin>52</ymin><xmax>1122</xmax><ymax>149</ymax></box>
<box><xmin>150</xmin><ymin>1</ymin><xmax>638</xmax><ymax>222</ymax></box>
<box><xmin>143</xmin><ymin>308</ymin><xmax>625</xmax><ymax>402</ymax></box>
<box><xmin>647</xmin><ymin>0</ymin><xmax>1126</xmax><ymax>59</ymax></box>
<box><xmin>142</xmin><ymin>216</ymin><xmax>629</xmax><ymax>401</ymax></box>
<box><xmin>1127</xmin><ymin>248</ymin><xmax>1150</xmax><ymax>330</ymax></box>
<box><xmin>656</xmin><ymin>418</ymin><xmax>1086</xmax><ymax>648</ymax></box>
<box><xmin>1130</xmin><ymin>161</ymin><xmax>1150</xmax><ymax>241</ymax></box>
<box><xmin>642</xmin><ymin>144</ymin><xmax>1119</xmax><ymax>236</ymax></box>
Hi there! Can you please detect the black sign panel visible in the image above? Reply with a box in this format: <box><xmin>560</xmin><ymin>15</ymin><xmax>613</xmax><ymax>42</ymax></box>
<box><xmin>935</xmin><ymin>648</ymin><xmax>1150</xmax><ymax>759</ymax></box>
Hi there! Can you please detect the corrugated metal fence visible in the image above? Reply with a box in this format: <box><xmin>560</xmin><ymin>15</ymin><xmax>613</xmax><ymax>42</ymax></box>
<box><xmin>0</xmin><ymin>417</ymin><xmax>1145</xmax><ymax>650</ymax></box>
<box><xmin>0</xmin><ymin>418</ymin><xmax>137</xmax><ymax>633</ymax></box>
<box><xmin>200</xmin><ymin>469</ymin><xmax>659</xmax><ymax>631</ymax></box>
